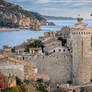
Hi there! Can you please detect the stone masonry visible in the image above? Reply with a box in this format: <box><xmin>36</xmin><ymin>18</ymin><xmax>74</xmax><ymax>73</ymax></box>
<box><xmin>71</xmin><ymin>19</ymin><xmax>92</xmax><ymax>85</ymax></box>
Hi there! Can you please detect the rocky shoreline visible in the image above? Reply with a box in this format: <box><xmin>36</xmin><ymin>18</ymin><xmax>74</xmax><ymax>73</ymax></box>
<box><xmin>0</xmin><ymin>0</ymin><xmax>45</xmax><ymax>31</ymax></box>
<box><xmin>0</xmin><ymin>28</ymin><xmax>42</xmax><ymax>31</ymax></box>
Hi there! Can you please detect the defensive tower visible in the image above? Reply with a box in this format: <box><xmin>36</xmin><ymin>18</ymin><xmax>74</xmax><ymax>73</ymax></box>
<box><xmin>71</xmin><ymin>18</ymin><xmax>92</xmax><ymax>85</ymax></box>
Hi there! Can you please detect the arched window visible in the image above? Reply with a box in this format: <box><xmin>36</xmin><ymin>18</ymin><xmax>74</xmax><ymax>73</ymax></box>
<box><xmin>53</xmin><ymin>50</ymin><xmax>55</xmax><ymax>52</ymax></box>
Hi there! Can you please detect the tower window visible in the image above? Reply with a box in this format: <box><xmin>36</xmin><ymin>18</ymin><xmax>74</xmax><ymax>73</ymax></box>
<box><xmin>90</xmin><ymin>79</ymin><xmax>92</xmax><ymax>82</ymax></box>
<box><xmin>59</xmin><ymin>49</ymin><xmax>61</xmax><ymax>52</ymax></box>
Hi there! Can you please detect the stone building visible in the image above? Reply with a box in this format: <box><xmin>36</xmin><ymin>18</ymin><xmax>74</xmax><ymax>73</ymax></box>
<box><xmin>56</xmin><ymin>26</ymin><xmax>70</xmax><ymax>39</ymax></box>
<box><xmin>0</xmin><ymin>57</ymin><xmax>38</xmax><ymax>80</ymax></box>
<box><xmin>58</xmin><ymin>18</ymin><xmax>92</xmax><ymax>92</ymax></box>
<box><xmin>44</xmin><ymin>32</ymin><xmax>56</xmax><ymax>38</ymax></box>
<box><xmin>3</xmin><ymin>45</ymin><xmax>12</xmax><ymax>52</ymax></box>
<box><xmin>0</xmin><ymin>58</ymin><xmax>25</xmax><ymax>80</ymax></box>
<box><xmin>44</xmin><ymin>46</ymin><xmax>68</xmax><ymax>55</ymax></box>
<box><xmin>14</xmin><ymin>45</ymin><xmax>25</xmax><ymax>54</ymax></box>
<box><xmin>71</xmin><ymin>18</ymin><xmax>92</xmax><ymax>85</ymax></box>
<box><xmin>43</xmin><ymin>38</ymin><xmax>62</xmax><ymax>55</ymax></box>
<box><xmin>43</xmin><ymin>38</ymin><xmax>61</xmax><ymax>47</ymax></box>
<box><xmin>29</xmin><ymin>48</ymin><xmax>42</xmax><ymax>54</ymax></box>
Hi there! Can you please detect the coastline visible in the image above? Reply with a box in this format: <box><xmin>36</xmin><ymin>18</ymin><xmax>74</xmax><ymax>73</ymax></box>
<box><xmin>0</xmin><ymin>28</ymin><xmax>23</xmax><ymax>31</ymax></box>
<box><xmin>0</xmin><ymin>28</ymin><xmax>42</xmax><ymax>31</ymax></box>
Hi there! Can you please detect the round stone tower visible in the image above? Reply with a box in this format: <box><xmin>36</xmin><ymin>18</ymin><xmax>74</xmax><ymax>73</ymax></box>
<box><xmin>71</xmin><ymin>18</ymin><xmax>92</xmax><ymax>85</ymax></box>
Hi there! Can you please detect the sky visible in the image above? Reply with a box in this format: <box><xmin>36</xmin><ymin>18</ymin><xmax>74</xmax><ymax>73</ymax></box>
<box><xmin>6</xmin><ymin>0</ymin><xmax>92</xmax><ymax>19</ymax></box>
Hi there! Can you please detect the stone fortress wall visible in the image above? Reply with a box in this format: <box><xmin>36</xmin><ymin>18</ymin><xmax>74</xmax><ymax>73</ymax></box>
<box><xmin>30</xmin><ymin>53</ymin><xmax>71</xmax><ymax>90</ymax></box>
<box><xmin>15</xmin><ymin>52</ymin><xmax>71</xmax><ymax>87</ymax></box>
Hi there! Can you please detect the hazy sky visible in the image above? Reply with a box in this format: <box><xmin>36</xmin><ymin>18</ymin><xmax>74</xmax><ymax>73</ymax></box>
<box><xmin>6</xmin><ymin>0</ymin><xmax>92</xmax><ymax>19</ymax></box>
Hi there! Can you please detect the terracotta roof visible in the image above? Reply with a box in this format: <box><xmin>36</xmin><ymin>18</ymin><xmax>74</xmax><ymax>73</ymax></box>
<box><xmin>34</xmin><ymin>73</ymin><xmax>50</xmax><ymax>81</ymax></box>
<box><xmin>30</xmin><ymin>48</ymin><xmax>41</xmax><ymax>50</ymax></box>
<box><xmin>8</xmin><ymin>57</ymin><xmax>36</xmax><ymax>68</ymax></box>
<box><xmin>43</xmin><ymin>38</ymin><xmax>61</xmax><ymax>44</ymax></box>
<box><xmin>3</xmin><ymin>45</ymin><xmax>11</xmax><ymax>49</ymax></box>
<box><xmin>45</xmin><ymin>46</ymin><xmax>56</xmax><ymax>51</ymax></box>
<box><xmin>14</xmin><ymin>45</ymin><xmax>25</xmax><ymax>49</ymax></box>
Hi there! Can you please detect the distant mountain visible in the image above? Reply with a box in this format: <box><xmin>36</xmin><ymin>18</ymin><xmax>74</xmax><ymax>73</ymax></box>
<box><xmin>43</xmin><ymin>15</ymin><xmax>76</xmax><ymax>20</ymax></box>
<box><xmin>0</xmin><ymin>0</ymin><xmax>46</xmax><ymax>30</ymax></box>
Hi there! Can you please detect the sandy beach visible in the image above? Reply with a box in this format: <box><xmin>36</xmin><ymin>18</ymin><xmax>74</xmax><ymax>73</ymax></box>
<box><xmin>0</xmin><ymin>28</ymin><xmax>42</xmax><ymax>31</ymax></box>
<box><xmin>0</xmin><ymin>28</ymin><xmax>22</xmax><ymax>31</ymax></box>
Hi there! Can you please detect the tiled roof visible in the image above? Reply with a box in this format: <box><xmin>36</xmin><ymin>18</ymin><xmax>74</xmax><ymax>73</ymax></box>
<box><xmin>45</xmin><ymin>46</ymin><xmax>58</xmax><ymax>51</ymax></box>
<box><xmin>3</xmin><ymin>45</ymin><xmax>11</xmax><ymax>49</ymax></box>
<box><xmin>34</xmin><ymin>73</ymin><xmax>50</xmax><ymax>81</ymax></box>
<box><xmin>14</xmin><ymin>45</ymin><xmax>25</xmax><ymax>49</ymax></box>
<box><xmin>30</xmin><ymin>48</ymin><xmax>41</xmax><ymax>50</ymax></box>
<box><xmin>43</xmin><ymin>38</ymin><xmax>61</xmax><ymax>44</ymax></box>
<box><xmin>8</xmin><ymin>57</ymin><xmax>36</xmax><ymax>68</ymax></box>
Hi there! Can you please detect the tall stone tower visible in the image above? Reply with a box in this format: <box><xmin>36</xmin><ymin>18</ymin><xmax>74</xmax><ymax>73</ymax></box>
<box><xmin>71</xmin><ymin>18</ymin><xmax>92</xmax><ymax>85</ymax></box>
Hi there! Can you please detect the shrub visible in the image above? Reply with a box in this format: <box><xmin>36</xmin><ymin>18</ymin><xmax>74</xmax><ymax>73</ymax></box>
<box><xmin>37</xmin><ymin>80</ymin><xmax>48</xmax><ymax>92</ymax></box>
<box><xmin>4</xmin><ymin>86</ymin><xmax>19</xmax><ymax>92</ymax></box>
<box><xmin>58</xmin><ymin>37</ymin><xmax>67</xmax><ymax>46</ymax></box>
<box><xmin>16</xmin><ymin>77</ymin><xmax>23</xmax><ymax>86</ymax></box>
<box><xmin>20</xmin><ymin>83</ymin><xmax>28</xmax><ymax>92</ymax></box>
<box><xmin>37</xmin><ymin>83</ymin><xmax>45</xmax><ymax>92</ymax></box>
<box><xmin>0</xmin><ymin>72</ymin><xmax>8</xmax><ymax>89</ymax></box>
<box><xmin>28</xmin><ymin>40</ymin><xmax>42</xmax><ymax>48</ymax></box>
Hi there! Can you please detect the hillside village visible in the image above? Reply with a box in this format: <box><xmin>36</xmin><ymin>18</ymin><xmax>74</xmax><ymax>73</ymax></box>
<box><xmin>0</xmin><ymin>18</ymin><xmax>92</xmax><ymax>92</ymax></box>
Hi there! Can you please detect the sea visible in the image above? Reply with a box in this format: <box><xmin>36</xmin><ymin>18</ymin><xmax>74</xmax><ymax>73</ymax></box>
<box><xmin>0</xmin><ymin>19</ymin><xmax>92</xmax><ymax>49</ymax></box>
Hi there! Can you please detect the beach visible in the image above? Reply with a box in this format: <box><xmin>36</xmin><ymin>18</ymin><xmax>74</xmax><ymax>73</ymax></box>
<box><xmin>0</xmin><ymin>28</ymin><xmax>22</xmax><ymax>31</ymax></box>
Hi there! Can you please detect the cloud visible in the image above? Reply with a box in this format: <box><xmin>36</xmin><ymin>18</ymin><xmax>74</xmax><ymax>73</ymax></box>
<box><xmin>41</xmin><ymin>8</ymin><xmax>57</xmax><ymax>11</ymax></box>
<box><xmin>5</xmin><ymin>0</ymin><xmax>92</xmax><ymax>19</ymax></box>
<box><xmin>7</xmin><ymin>0</ymin><xmax>29</xmax><ymax>2</ymax></box>
<box><xmin>36</xmin><ymin>0</ymin><xmax>49</xmax><ymax>4</ymax></box>
<box><xmin>17</xmin><ymin>0</ymin><xmax>26</xmax><ymax>2</ymax></box>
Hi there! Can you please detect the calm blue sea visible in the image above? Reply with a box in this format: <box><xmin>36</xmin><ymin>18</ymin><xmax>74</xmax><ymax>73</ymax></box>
<box><xmin>0</xmin><ymin>19</ymin><xmax>92</xmax><ymax>49</ymax></box>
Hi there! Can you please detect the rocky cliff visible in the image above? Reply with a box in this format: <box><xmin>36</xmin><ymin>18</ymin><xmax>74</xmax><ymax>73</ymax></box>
<box><xmin>0</xmin><ymin>0</ymin><xmax>46</xmax><ymax>30</ymax></box>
